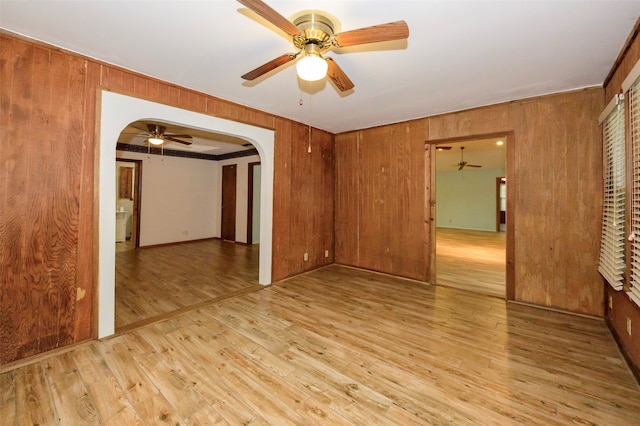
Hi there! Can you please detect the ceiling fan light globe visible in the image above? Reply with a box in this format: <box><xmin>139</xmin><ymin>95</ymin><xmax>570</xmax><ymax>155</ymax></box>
<box><xmin>296</xmin><ymin>54</ymin><xmax>328</xmax><ymax>81</ymax></box>
<box><xmin>148</xmin><ymin>137</ymin><xmax>164</xmax><ymax>145</ymax></box>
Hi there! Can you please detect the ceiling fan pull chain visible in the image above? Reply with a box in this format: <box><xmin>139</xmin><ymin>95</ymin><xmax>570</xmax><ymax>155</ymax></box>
<box><xmin>307</xmin><ymin>80</ymin><xmax>312</xmax><ymax>154</ymax></box>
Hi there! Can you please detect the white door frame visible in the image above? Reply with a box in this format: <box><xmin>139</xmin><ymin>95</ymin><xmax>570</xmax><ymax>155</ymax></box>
<box><xmin>97</xmin><ymin>90</ymin><xmax>275</xmax><ymax>338</ymax></box>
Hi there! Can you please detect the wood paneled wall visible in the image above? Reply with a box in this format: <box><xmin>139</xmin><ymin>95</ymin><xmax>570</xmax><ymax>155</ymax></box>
<box><xmin>0</xmin><ymin>33</ymin><xmax>334</xmax><ymax>364</ymax></box>
<box><xmin>603</xmin><ymin>21</ymin><xmax>640</xmax><ymax>380</ymax></box>
<box><xmin>335</xmin><ymin>121</ymin><xmax>429</xmax><ymax>281</ymax></box>
<box><xmin>1</xmin><ymin>37</ymin><xmax>96</xmax><ymax>364</ymax></box>
<box><xmin>271</xmin><ymin>118</ymin><xmax>334</xmax><ymax>281</ymax></box>
<box><xmin>335</xmin><ymin>88</ymin><xmax>604</xmax><ymax>316</ymax></box>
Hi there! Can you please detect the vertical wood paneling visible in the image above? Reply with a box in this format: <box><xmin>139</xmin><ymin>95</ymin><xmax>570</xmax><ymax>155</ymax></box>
<box><xmin>271</xmin><ymin>118</ymin><xmax>293</xmax><ymax>282</ymax></box>
<box><xmin>335</xmin><ymin>89</ymin><xmax>602</xmax><ymax>313</ymax></box>
<box><xmin>507</xmin><ymin>91</ymin><xmax>603</xmax><ymax>314</ymax></box>
<box><xmin>1</xmin><ymin>36</ymin><xmax>89</xmax><ymax>363</ymax></box>
<box><xmin>207</xmin><ymin>98</ymin><xmax>274</xmax><ymax>129</ymax></box>
<box><xmin>426</xmin><ymin>91</ymin><xmax>603</xmax><ymax>315</ymax></box>
<box><xmin>75</xmin><ymin>61</ymin><xmax>101</xmax><ymax>342</ymax></box>
<box><xmin>319</xmin><ymin>129</ymin><xmax>335</xmax><ymax>264</ymax></box>
<box><xmin>146</xmin><ymin>79</ymin><xmax>170</xmax><ymax>105</ymax></box>
<box><xmin>272</xmin><ymin>119</ymin><xmax>334</xmax><ymax>281</ymax></box>
<box><xmin>334</xmin><ymin>132</ymin><xmax>359</xmax><ymax>266</ymax></box>
<box><xmin>1</xmin><ymin>33</ymin><xmax>333</xmax><ymax>364</ymax></box>
<box><xmin>334</xmin><ymin>121</ymin><xmax>428</xmax><ymax>281</ymax></box>
<box><xmin>0</xmin><ymin>28</ymin><xmax>609</xmax><ymax>364</ymax></box>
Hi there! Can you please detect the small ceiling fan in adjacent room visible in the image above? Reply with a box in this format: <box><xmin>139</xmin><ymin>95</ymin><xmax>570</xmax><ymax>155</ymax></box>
<box><xmin>237</xmin><ymin>0</ymin><xmax>409</xmax><ymax>92</ymax></box>
<box><xmin>457</xmin><ymin>146</ymin><xmax>482</xmax><ymax>170</ymax></box>
<box><xmin>140</xmin><ymin>124</ymin><xmax>193</xmax><ymax>146</ymax></box>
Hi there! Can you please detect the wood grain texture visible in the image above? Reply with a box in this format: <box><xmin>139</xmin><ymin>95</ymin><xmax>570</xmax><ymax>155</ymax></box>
<box><xmin>335</xmin><ymin>120</ymin><xmax>428</xmax><ymax>281</ymax></box>
<box><xmin>3</xmin><ymin>265</ymin><xmax>640</xmax><ymax>424</ymax></box>
<box><xmin>429</xmin><ymin>90</ymin><xmax>602</xmax><ymax>316</ymax></box>
<box><xmin>506</xmin><ymin>90</ymin><xmax>603</xmax><ymax>314</ymax></box>
<box><xmin>436</xmin><ymin>227</ymin><xmax>505</xmax><ymax>298</ymax></box>
<box><xmin>336</xmin><ymin>88</ymin><xmax>602</xmax><ymax>315</ymax></box>
<box><xmin>334</xmin><ymin>131</ymin><xmax>359</xmax><ymax>266</ymax></box>
<box><xmin>0</xmin><ymin>35</ymin><xmax>88</xmax><ymax>363</ymax></box>
<box><xmin>272</xmin><ymin>118</ymin><xmax>334</xmax><ymax>281</ymax></box>
<box><xmin>115</xmin><ymin>239</ymin><xmax>259</xmax><ymax>329</ymax></box>
<box><xmin>1</xmin><ymin>32</ymin><xmax>334</xmax><ymax>364</ymax></box>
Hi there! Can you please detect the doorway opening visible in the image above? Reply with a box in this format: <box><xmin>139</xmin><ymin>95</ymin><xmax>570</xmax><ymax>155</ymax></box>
<box><xmin>431</xmin><ymin>137</ymin><xmax>509</xmax><ymax>298</ymax></box>
<box><xmin>247</xmin><ymin>162</ymin><xmax>261</xmax><ymax>245</ymax></box>
<box><xmin>98</xmin><ymin>91</ymin><xmax>275</xmax><ymax>338</ymax></box>
<box><xmin>221</xmin><ymin>164</ymin><xmax>237</xmax><ymax>242</ymax></box>
<box><xmin>115</xmin><ymin>159</ymin><xmax>141</xmax><ymax>250</ymax></box>
<box><xmin>113</xmin><ymin>121</ymin><xmax>266</xmax><ymax>331</ymax></box>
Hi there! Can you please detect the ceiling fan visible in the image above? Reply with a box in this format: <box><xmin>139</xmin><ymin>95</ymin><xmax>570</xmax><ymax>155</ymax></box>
<box><xmin>237</xmin><ymin>0</ymin><xmax>409</xmax><ymax>92</ymax></box>
<box><xmin>457</xmin><ymin>146</ymin><xmax>482</xmax><ymax>170</ymax></box>
<box><xmin>140</xmin><ymin>124</ymin><xmax>193</xmax><ymax>146</ymax></box>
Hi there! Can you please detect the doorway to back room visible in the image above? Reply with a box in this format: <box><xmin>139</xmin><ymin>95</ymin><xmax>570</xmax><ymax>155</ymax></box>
<box><xmin>113</xmin><ymin>120</ymin><xmax>265</xmax><ymax>332</ymax></box>
<box><xmin>433</xmin><ymin>137</ymin><xmax>507</xmax><ymax>298</ymax></box>
<box><xmin>98</xmin><ymin>90</ymin><xmax>275</xmax><ymax>338</ymax></box>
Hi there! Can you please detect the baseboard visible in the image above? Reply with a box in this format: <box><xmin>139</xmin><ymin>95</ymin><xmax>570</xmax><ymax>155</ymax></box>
<box><xmin>139</xmin><ymin>237</ymin><xmax>218</xmax><ymax>249</ymax></box>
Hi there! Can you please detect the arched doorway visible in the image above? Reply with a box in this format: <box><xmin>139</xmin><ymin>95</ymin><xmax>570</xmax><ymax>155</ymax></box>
<box><xmin>98</xmin><ymin>91</ymin><xmax>275</xmax><ymax>338</ymax></box>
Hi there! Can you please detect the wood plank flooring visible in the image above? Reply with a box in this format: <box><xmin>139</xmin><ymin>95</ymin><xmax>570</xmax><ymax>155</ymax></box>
<box><xmin>3</xmin><ymin>265</ymin><xmax>639</xmax><ymax>425</ymax></box>
<box><xmin>115</xmin><ymin>239</ymin><xmax>259</xmax><ymax>330</ymax></box>
<box><xmin>436</xmin><ymin>227</ymin><xmax>506</xmax><ymax>298</ymax></box>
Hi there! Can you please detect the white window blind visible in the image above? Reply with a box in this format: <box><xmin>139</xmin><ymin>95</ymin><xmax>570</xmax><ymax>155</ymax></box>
<box><xmin>598</xmin><ymin>97</ymin><xmax>626</xmax><ymax>290</ymax></box>
<box><xmin>630</xmin><ymin>81</ymin><xmax>640</xmax><ymax>306</ymax></box>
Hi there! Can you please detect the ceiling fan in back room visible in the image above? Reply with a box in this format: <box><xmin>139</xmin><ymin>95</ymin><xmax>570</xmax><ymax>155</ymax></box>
<box><xmin>457</xmin><ymin>146</ymin><xmax>482</xmax><ymax>171</ymax></box>
<box><xmin>237</xmin><ymin>0</ymin><xmax>409</xmax><ymax>92</ymax></box>
<box><xmin>135</xmin><ymin>124</ymin><xmax>193</xmax><ymax>147</ymax></box>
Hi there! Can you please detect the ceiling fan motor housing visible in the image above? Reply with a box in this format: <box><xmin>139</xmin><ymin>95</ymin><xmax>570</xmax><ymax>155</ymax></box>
<box><xmin>293</xmin><ymin>12</ymin><xmax>336</xmax><ymax>54</ymax></box>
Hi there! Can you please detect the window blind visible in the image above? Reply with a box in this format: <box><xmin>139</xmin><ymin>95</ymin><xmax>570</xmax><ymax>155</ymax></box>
<box><xmin>629</xmin><ymin>81</ymin><xmax>640</xmax><ymax>306</ymax></box>
<box><xmin>598</xmin><ymin>97</ymin><xmax>626</xmax><ymax>290</ymax></box>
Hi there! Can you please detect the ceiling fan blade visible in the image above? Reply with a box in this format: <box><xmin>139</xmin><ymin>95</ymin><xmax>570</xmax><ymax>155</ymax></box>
<box><xmin>467</xmin><ymin>164</ymin><xmax>482</xmax><ymax>168</ymax></box>
<box><xmin>333</xmin><ymin>20</ymin><xmax>409</xmax><ymax>47</ymax></box>
<box><xmin>237</xmin><ymin>0</ymin><xmax>301</xmax><ymax>37</ymax></box>
<box><xmin>165</xmin><ymin>134</ymin><xmax>192</xmax><ymax>139</ymax></box>
<box><xmin>241</xmin><ymin>54</ymin><xmax>297</xmax><ymax>80</ymax></box>
<box><xmin>458</xmin><ymin>164</ymin><xmax>465</xmax><ymax>171</ymax></box>
<box><xmin>164</xmin><ymin>136</ymin><xmax>192</xmax><ymax>146</ymax></box>
<box><xmin>326</xmin><ymin>58</ymin><xmax>354</xmax><ymax>92</ymax></box>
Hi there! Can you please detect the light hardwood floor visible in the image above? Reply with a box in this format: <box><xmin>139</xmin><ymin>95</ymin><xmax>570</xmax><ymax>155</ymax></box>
<box><xmin>2</xmin><ymin>265</ymin><xmax>639</xmax><ymax>424</ymax></box>
<box><xmin>115</xmin><ymin>239</ymin><xmax>260</xmax><ymax>331</ymax></box>
<box><xmin>436</xmin><ymin>227</ymin><xmax>506</xmax><ymax>298</ymax></box>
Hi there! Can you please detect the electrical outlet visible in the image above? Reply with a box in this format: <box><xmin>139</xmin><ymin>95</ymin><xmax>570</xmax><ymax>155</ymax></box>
<box><xmin>627</xmin><ymin>317</ymin><xmax>632</xmax><ymax>336</ymax></box>
<box><xmin>608</xmin><ymin>296</ymin><xmax>613</xmax><ymax>310</ymax></box>
<box><xmin>325</xmin><ymin>250</ymin><xmax>329</xmax><ymax>258</ymax></box>
<box><xmin>303</xmin><ymin>252</ymin><xmax>308</xmax><ymax>261</ymax></box>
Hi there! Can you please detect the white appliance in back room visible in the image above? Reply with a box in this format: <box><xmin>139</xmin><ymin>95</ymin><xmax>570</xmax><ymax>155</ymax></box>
<box><xmin>116</xmin><ymin>207</ymin><xmax>127</xmax><ymax>242</ymax></box>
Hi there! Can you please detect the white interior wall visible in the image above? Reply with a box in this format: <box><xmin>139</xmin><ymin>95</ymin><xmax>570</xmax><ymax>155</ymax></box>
<box><xmin>99</xmin><ymin>91</ymin><xmax>275</xmax><ymax>338</ymax></box>
<box><xmin>117</xmin><ymin>151</ymin><xmax>219</xmax><ymax>246</ymax></box>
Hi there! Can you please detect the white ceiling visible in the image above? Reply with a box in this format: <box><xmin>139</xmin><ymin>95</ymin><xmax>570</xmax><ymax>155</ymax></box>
<box><xmin>2</xmin><ymin>1</ymin><xmax>639</xmax><ymax>134</ymax></box>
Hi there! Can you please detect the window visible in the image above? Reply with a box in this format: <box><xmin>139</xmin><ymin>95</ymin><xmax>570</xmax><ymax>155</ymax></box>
<box><xmin>598</xmin><ymin>96</ymin><xmax>625</xmax><ymax>290</ymax></box>
<box><xmin>630</xmin><ymin>80</ymin><xmax>640</xmax><ymax>306</ymax></box>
